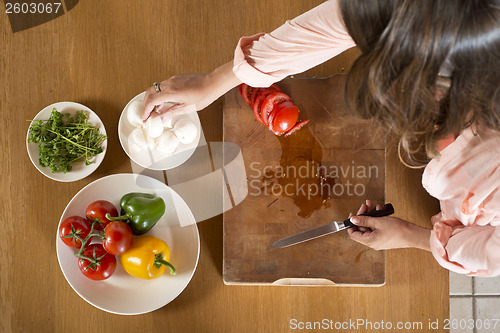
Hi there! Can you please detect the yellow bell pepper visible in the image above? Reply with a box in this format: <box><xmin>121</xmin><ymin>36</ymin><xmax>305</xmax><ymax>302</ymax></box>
<box><xmin>119</xmin><ymin>236</ymin><xmax>176</xmax><ymax>279</ymax></box>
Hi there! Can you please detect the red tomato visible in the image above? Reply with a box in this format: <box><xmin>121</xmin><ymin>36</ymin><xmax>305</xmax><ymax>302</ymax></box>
<box><xmin>240</xmin><ymin>83</ymin><xmax>310</xmax><ymax>136</ymax></box>
<box><xmin>252</xmin><ymin>90</ymin><xmax>274</xmax><ymax>125</ymax></box>
<box><xmin>260</xmin><ymin>92</ymin><xmax>292</xmax><ymax>126</ymax></box>
<box><xmin>85</xmin><ymin>200</ymin><xmax>118</xmax><ymax>228</ymax></box>
<box><xmin>238</xmin><ymin>84</ymin><xmax>254</xmax><ymax>106</ymax></box>
<box><xmin>59</xmin><ymin>216</ymin><xmax>92</xmax><ymax>249</ymax></box>
<box><xmin>269</xmin><ymin>102</ymin><xmax>299</xmax><ymax>135</ymax></box>
<box><xmin>285</xmin><ymin>119</ymin><xmax>310</xmax><ymax>136</ymax></box>
<box><xmin>249</xmin><ymin>84</ymin><xmax>281</xmax><ymax>107</ymax></box>
<box><xmin>103</xmin><ymin>221</ymin><xmax>133</xmax><ymax>255</ymax></box>
<box><xmin>269</xmin><ymin>83</ymin><xmax>282</xmax><ymax>92</ymax></box>
<box><xmin>267</xmin><ymin>101</ymin><xmax>291</xmax><ymax>130</ymax></box>
<box><xmin>238</xmin><ymin>84</ymin><xmax>246</xmax><ymax>102</ymax></box>
<box><xmin>249</xmin><ymin>88</ymin><xmax>265</xmax><ymax>108</ymax></box>
<box><xmin>78</xmin><ymin>244</ymin><xmax>117</xmax><ymax>280</ymax></box>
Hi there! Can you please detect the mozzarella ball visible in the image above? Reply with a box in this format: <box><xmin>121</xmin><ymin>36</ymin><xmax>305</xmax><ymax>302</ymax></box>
<box><xmin>162</xmin><ymin>113</ymin><xmax>176</xmax><ymax>129</ymax></box>
<box><xmin>173</xmin><ymin>118</ymin><xmax>198</xmax><ymax>144</ymax></box>
<box><xmin>129</xmin><ymin>127</ymin><xmax>155</xmax><ymax>150</ymax></box>
<box><xmin>144</xmin><ymin>112</ymin><xmax>164</xmax><ymax>138</ymax></box>
<box><xmin>156</xmin><ymin>130</ymin><xmax>180</xmax><ymax>155</ymax></box>
<box><xmin>126</xmin><ymin>99</ymin><xmax>145</xmax><ymax>127</ymax></box>
<box><xmin>157</xmin><ymin>102</ymin><xmax>178</xmax><ymax>128</ymax></box>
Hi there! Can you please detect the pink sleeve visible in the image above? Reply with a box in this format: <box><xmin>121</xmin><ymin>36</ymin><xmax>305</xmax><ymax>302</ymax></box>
<box><xmin>430</xmin><ymin>220</ymin><xmax>500</xmax><ymax>276</ymax></box>
<box><xmin>233</xmin><ymin>0</ymin><xmax>355</xmax><ymax>87</ymax></box>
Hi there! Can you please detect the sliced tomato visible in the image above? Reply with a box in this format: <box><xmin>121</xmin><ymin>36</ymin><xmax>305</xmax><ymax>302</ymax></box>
<box><xmin>238</xmin><ymin>84</ymin><xmax>254</xmax><ymax>106</ymax></box>
<box><xmin>270</xmin><ymin>104</ymin><xmax>299</xmax><ymax>135</ymax></box>
<box><xmin>267</xmin><ymin>101</ymin><xmax>293</xmax><ymax>130</ymax></box>
<box><xmin>260</xmin><ymin>92</ymin><xmax>292</xmax><ymax>126</ymax></box>
<box><xmin>238</xmin><ymin>84</ymin><xmax>245</xmax><ymax>100</ymax></box>
<box><xmin>284</xmin><ymin>119</ymin><xmax>310</xmax><ymax>136</ymax></box>
<box><xmin>249</xmin><ymin>84</ymin><xmax>281</xmax><ymax>107</ymax></box>
<box><xmin>269</xmin><ymin>102</ymin><xmax>299</xmax><ymax>135</ymax></box>
<box><xmin>249</xmin><ymin>88</ymin><xmax>265</xmax><ymax>108</ymax></box>
<box><xmin>252</xmin><ymin>90</ymin><xmax>274</xmax><ymax>125</ymax></box>
<box><xmin>269</xmin><ymin>84</ymin><xmax>282</xmax><ymax>92</ymax></box>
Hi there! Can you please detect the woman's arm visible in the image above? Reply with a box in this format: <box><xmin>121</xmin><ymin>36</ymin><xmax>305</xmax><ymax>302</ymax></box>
<box><xmin>143</xmin><ymin>61</ymin><xmax>240</xmax><ymax>120</ymax></box>
<box><xmin>233</xmin><ymin>0</ymin><xmax>355</xmax><ymax>87</ymax></box>
<box><xmin>143</xmin><ymin>0</ymin><xmax>355</xmax><ymax>119</ymax></box>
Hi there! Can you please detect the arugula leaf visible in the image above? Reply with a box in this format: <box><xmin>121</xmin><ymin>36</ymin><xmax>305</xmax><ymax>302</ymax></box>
<box><xmin>28</xmin><ymin>108</ymin><xmax>106</xmax><ymax>173</ymax></box>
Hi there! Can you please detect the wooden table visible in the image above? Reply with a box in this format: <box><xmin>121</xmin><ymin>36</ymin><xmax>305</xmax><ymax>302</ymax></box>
<box><xmin>1</xmin><ymin>1</ymin><xmax>448</xmax><ymax>332</ymax></box>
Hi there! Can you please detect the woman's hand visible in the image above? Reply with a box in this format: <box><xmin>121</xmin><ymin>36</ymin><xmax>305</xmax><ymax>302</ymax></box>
<box><xmin>142</xmin><ymin>74</ymin><xmax>215</xmax><ymax>121</ymax></box>
<box><xmin>142</xmin><ymin>62</ymin><xmax>241</xmax><ymax>122</ymax></box>
<box><xmin>347</xmin><ymin>200</ymin><xmax>431</xmax><ymax>251</ymax></box>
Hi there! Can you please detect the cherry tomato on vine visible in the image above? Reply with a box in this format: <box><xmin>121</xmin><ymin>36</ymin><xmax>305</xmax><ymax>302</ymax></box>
<box><xmin>78</xmin><ymin>244</ymin><xmax>117</xmax><ymax>280</ymax></box>
<box><xmin>85</xmin><ymin>200</ymin><xmax>118</xmax><ymax>228</ymax></box>
<box><xmin>59</xmin><ymin>216</ymin><xmax>92</xmax><ymax>249</ymax></box>
<box><xmin>103</xmin><ymin>221</ymin><xmax>134</xmax><ymax>255</ymax></box>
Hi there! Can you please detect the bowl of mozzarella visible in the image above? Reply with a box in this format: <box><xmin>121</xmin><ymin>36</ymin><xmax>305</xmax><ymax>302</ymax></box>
<box><xmin>118</xmin><ymin>92</ymin><xmax>201</xmax><ymax>170</ymax></box>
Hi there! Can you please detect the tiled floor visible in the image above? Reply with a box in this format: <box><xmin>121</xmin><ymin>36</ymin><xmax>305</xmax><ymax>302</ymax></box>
<box><xmin>450</xmin><ymin>273</ymin><xmax>500</xmax><ymax>333</ymax></box>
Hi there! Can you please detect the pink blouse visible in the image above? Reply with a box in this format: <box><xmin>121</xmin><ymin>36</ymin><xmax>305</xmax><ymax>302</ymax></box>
<box><xmin>232</xmin><ymin>0</ymin><xmax>500</xmax><ymax>276</ymax></box>
<box><xmin>423</xmin><ymin>128</ymin><xmax>500</xmax><ymax>277</ymax></box>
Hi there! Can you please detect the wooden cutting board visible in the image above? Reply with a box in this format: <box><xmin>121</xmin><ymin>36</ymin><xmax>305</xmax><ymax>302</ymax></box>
<box><xmin>222</xmin><ymin>75</ymin><xmax>386</xmax><ymax>286</ymax></box>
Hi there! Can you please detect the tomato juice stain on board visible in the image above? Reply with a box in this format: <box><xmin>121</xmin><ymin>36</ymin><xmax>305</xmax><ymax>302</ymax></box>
<box><xmin>261</xmin><ymin>125</ymin><xmax>337</xmax><ymax>218</ymax></box>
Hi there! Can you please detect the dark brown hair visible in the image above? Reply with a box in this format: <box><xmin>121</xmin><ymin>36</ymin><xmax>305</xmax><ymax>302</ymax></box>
<box><xmin>340</xmin><ymin>0</ymin><xmax>500</xmax><ymax>166</ymax></box>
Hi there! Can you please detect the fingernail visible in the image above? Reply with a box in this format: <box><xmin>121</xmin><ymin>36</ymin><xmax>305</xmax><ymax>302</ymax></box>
<box><xmin>350</xmin><ymin>216</ymin><xmax>360</xmax><ymax>225</ymax></box>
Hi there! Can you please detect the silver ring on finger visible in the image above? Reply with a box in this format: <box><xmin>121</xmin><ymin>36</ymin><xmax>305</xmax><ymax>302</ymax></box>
<box><xmin>153</xmin><ymin>82</ymin><xmax>161</xmax><ymax>93</ymax></box>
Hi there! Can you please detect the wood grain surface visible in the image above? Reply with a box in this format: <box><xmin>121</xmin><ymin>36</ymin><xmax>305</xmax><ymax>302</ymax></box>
<box><xmin>1</xmin><ymin>1</ymin><xmax>448</xmax><ymax>332</ymax></box>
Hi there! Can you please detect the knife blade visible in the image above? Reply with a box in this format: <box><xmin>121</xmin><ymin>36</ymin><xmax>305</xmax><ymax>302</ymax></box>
<box><xmin>270</xmin><ymin>203</ymin><xmax>394</xmax><ymax>248</ymax></box>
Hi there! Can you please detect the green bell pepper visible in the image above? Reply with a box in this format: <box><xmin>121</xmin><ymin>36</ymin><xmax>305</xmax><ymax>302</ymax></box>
<box><xmin>106</xmin><ymin>192</ymin><xmax>166</xmax><ymax>235</ymax></box>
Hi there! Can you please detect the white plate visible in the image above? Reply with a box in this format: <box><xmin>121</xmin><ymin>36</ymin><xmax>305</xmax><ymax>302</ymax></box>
<box><xmin>56</xmin><ymin>173</ymin><xmax>200</xmax><ymax>315</ymax></box>
<box><xmin>26</xmin><ymin>102</ymin><xmax>107</xmax><ymax>182</ymax></box>
<box><xmin>118</xmin><ymin>92</ymin><xmax>201</xmax><ymax>170</ymax></box>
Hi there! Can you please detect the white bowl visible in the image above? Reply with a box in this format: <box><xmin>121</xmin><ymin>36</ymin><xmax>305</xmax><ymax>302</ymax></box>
<box><xmin>118</xmin><ymin>92</ymin><xmax>201</xmax><ymax>170</ymax></box>
<box><xmin>26</xmin><ymin>102</ymin><xmax>107</xmax><ymax>182</ymax></box>
<box><xmin>56</xmin><ymin>173</ymin><xmax>200</xmax><ymax>315</ymax></box>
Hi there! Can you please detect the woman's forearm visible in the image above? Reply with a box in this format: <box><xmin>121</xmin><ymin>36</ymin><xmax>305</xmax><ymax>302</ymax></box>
<box><xmin>208</xmin><ymin>61</ymin><xmax>242</xmax><ymax>99</ymax></box>
<box><xmin>405</xmin><ymin>224</ymin><xmax>432</xmax><ymax>251</ymax></box>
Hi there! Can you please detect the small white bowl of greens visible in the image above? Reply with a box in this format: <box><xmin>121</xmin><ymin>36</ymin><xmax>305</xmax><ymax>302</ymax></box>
<box><xmin>26</xmin><ymin>102</ymin><xmax>107</xmax><ymax>182</ymax></box>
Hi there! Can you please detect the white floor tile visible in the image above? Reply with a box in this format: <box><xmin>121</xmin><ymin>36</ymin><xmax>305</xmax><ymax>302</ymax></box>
<box><xmin>475</xmin><ymin>298</ymin><xmax>500</xmax><ymax>333</ymax></box>
<box><xmin>450</xmin><ymin>271</ymin><xmax>473</xmax><ymax>295</ymax></box>
<box><xmin>475</xmin><ymin>275</ymin><xmax>500</xmax><ymax>295</ymax></box>
<box><xmin>450</xmin><ymin>297</ymin><xmax>474</xmax><ymax>333</ymax></box>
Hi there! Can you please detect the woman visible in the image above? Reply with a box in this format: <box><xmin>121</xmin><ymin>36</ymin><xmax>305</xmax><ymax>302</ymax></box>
<box><xmin>143</xmin><ymin>0</ymin><xmax>500</xmax><ymax>276</ymax></box>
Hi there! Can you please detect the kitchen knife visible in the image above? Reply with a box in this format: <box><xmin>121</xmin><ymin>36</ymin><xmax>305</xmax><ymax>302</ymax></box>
<box><xmin>270</xmin><ymin>203</ymin><xmax>394</xmax><ymax>248</ymax></box>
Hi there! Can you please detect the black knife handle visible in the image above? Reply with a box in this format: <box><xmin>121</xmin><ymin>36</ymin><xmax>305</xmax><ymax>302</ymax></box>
<box><xmin>343</xmin><ymin>203</ymin><xmax>394</xmax><ymax>228</ymax></box>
